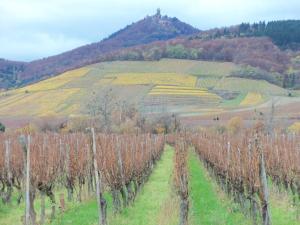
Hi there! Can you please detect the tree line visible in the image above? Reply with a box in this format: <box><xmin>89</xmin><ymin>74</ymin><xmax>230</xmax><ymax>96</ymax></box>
<box><xmin>193</xmin><ymin>20</ymin><xmax>300</xmax><ymax>48</ymax></box>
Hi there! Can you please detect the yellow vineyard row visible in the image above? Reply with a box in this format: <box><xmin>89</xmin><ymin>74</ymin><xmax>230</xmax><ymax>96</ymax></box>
<box><xmin>149</xmin><ymin>92</ymin><xmax>220</xmax><ymax>98</ymax></box>
<box><xmin>152</xmin><ymin>89</ymin><xmax>208</xmax><ymax>94</ymax></box>
<box><xmin>0</xmin><ymin>88</ymin><xmax>80</xmax><ymax>116</ymax></box>
<box><xmin>110</xmin><ymin>73</ymin><xmax>197</xmax><ymax>87</ymax></box>
<box><xmin>154</xmin><ymin>85</ymin><xmax>208</xmax><ymax>91</ymax></box>
<box><xmin>149</xmin><ymin>85</ymin><xmax>221</xmax><ymax>99</ymax></box>
<box><xmin>16</xmin><ymin>67</ymin><xmax>90</xmax><ymax>93</ymax></box>
<box><xmin>97</xmin><ymin>78</ymin><xmax>115</xmax><ymax>85</ymax></box>
<box><xmin>240</xmin><ymin>92</ymin><xmax>263</xmax><ymax>106</ymax></box>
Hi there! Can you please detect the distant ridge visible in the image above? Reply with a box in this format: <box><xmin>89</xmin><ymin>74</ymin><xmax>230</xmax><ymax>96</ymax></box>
<box><xmin>1</xmin><ymin>13</ymin><xmax>300</xmax><ymax>89</ymax></box>
<box><xmin>0</xmin><ymin>59</ymin><xmax>27</xmax><ymax>88</ymax></box>
<box><xmin>0</xmin><ymin>10</ymin><xmax>198</xmax><ymax>89</ymax></box>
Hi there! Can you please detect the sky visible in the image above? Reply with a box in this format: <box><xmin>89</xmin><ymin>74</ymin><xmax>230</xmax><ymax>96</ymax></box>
<box><xmin>1</xmin><ymin>0</ymin><xmax>300</xmax><ymax>62</ymax></box>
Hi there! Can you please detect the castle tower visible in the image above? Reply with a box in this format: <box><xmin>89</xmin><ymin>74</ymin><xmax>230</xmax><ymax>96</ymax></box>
<box><xmin>156</xmin><ymin>8</ymin><xmax>161</xmax><ymax>18</ymax></box>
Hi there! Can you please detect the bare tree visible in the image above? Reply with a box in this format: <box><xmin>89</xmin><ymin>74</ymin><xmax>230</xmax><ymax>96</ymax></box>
<box><xmin>87</xmin><ymin>88</ymin><xmax>116</xmax><ymax>132</ymax></box>
<box><xmin>115</xmin><ymin>100</ymin><xmax>132</xmax><ymax>125</ymax></box>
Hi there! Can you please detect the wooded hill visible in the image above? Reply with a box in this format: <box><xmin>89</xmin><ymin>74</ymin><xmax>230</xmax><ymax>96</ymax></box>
<box><xmin>192</xmin><ymin>20</ymin><xmax>300</xmax><ymax>47</ymax></box>
<box><xmin>1</xmin><ymin>13</ymin><xmax>300</xmax><ymax>90</ymax></box>
<box><xmin>0</xmin><ymin>10</ymin><xmax>199</xmax><ymax>89</ymax></box>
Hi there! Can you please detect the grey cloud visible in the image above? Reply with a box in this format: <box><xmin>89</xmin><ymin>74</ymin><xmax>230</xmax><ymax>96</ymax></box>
<box><xmin>1</xmin><ymin>0</ymin><xmax>300</xmax><ymax>61</ymax></box>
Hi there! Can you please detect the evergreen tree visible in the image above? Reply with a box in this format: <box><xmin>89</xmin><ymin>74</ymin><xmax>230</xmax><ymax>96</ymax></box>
<box><xmin>0</xmin><ymin>122</ymin><xmax>5</xmax><ymax>132</ymax></box>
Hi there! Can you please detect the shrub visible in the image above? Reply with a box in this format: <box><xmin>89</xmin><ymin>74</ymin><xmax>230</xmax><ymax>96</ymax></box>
<box><xmin>231</xmin><ymin>65</ymin><xmax>282</xmax><ymax>86</ymax></box>
<box><xmin>62</xmin><ymin>117</ymin><xmax>90</xmax><ymax>133</ymax></box>
<box><xmin>227</xmin><ymin>116</ymin><xmax>243</xmax><ymax>134</ymax></box>
<box><xmin>165</xmin><ymin>44</ymin><xmax>201</xmax><ymax>60</ymax></box>
<box><xmin>0</xmin><ymin>122</ymin><xmax>5</xmax><ymax>132</ymax></box>
<box><xmin>165</xmin><ymin>44</ymin><xmax>189</xmax><ymax>59</ymax></box>
<box><xmin>143</xmin><ymin>47</ymin><xmax>163</xmax><ymax>60</ymax></box>
<box><xmin>18</xmin><ymin>123</ymin><xmax>39</xmax><ymax>133</ymax></box>
<box><xmin>287</xmin><ymin>122</ymin><xmax>300</xmax><ymax>133</ymax></box>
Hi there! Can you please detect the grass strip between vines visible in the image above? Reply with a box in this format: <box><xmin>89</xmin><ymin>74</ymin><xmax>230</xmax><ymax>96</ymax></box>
<box><xmin>188</xmin><ymin>150</ymin><xmax>299</xmax><ymax>225</ymax></box>
<box><xmin>51</xmin><ymin>145</ymin><xmax>177</xmax><ymax>225</ymax></box>
<box><xmin>188</xmin><ymin>150</ymin><xmax>251</xmax><ymax>225</ymax></box>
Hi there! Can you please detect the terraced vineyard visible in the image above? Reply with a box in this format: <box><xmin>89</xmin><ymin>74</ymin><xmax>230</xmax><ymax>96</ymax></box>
<box><xmin>141</xmin><ymin>85</ymin><xmax>222</xmax><ymax>114</ymax></box>
<box><xmin>18</xmin><ymin>68</ymin><xmax>90</xmax><ymax>93</ymax></box>
<box><xmin>149</xmin><ymin>85</ymin><xmax>213</xmax><ymax>96</ymax></box>
<box><xmin>0</xmin><ymin>89</ymin><xmax>80</xmax><ymax>116</ymax></box>
<box><xmin>0</xmin><ymin>59</ymin><xmax>294</xmax><ymax>121</ymax></box>
<box><xmin>0</xmin><ymin>67</ymin><xmax>92</xmax><ymax>117</ymax></box>
<box><xmin>0</xmin><ymin>60</ymin><xmax>228</xmax><ymax>118</ymax></box>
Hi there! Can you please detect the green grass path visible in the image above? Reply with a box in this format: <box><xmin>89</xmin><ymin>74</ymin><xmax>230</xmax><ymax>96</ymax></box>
<box><xmin>269</xmin><ymin>185</ymin><xmax>300</xmax><ymax>225</ymax></box>
<box><xmin>0</xmin><ymin>190</ymin><xmax>66</xmax><ymax>225</ymax></box>
<box><xmin>188</xmin><ymin>150</ymin><xmax>251</xmax><ymax>225</ymax></box>
<box><xmin>51</xmin><ymin>145</ymin><xmax>177</xmax><ymax>225</ymax></box>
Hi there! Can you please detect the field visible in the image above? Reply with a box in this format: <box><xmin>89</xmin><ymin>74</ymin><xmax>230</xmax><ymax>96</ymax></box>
<box><xmin>141</xmin><ymin>85</ymin><xmax>222</xmax><ymax>114</ymax></box>
<box><xmin>0</xmin><ymin>58</ymin><xmax>299</xmax><ymax>128</ymax></box>
<box><xmin>89</xmin><ymin>59</ymin><xmax>237</xmax><ymax>76</ymax></box>
<box><xmin>17</xmin><ymin>68</ymin><xmax>90</xmax><ymax>93</ymax></box>
<box><xmin>213</xmin><ymin>77</ymin><xmax>288</xmax><ymax>95</ymax></box>
<box><xmin>0</xmin><ymin>89</ymin><xmax>80</xmax><ymax>117</ymax></box>
<box><xmin>240</xmin><ymin>92</ymin><xmax>263</xmax><ymax>106</ymax></box>
<box><xmin>149</xmin><ymin>85</ymin><xmax>219</xmax><ymax>97</ymax></box>
<box><xmin>196</xmin><ymin>77</ymin><xmax>220</xmax><ymax>89</ymax></box>
<box><xmin>110</xmin><ymin>73</ymin><xmax>197</xmax><ymax>86</ymax></box>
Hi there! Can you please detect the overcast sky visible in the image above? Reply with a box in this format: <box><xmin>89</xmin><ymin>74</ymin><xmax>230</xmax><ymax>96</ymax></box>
<box><xmin>1</xmin><ymin>0</ymin><xmax>300</xmax><ymax>62</ymax></box>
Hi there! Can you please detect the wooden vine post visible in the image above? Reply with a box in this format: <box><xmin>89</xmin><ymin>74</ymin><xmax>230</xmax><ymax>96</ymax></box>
<box><xmin>225</xmin><ymin>141</ymin><xmax>231</xmax><ymax>192</ymax></box>
<box><xmin>255</xmin><ymin>127</ymin><xmax>271</xmax><ymax>225</ymax></box>
<box><xmin>91</xmin><ymin>128</ymin><xmax>107</xmax><ymax>225</ymax></box>
<box><xmin>4</xmin><ymin>139</ymin><xmax>12</xmax><ymax>203</ymax></box>
<box><xmin>116</xmin><ymin>137</ymin><xmax>128</xmax><ymax>207</ymax></box>
<box><xmin>19</xmin><ymin>135</ymin><xmax>32</xmax><ymax>225</ymax></box>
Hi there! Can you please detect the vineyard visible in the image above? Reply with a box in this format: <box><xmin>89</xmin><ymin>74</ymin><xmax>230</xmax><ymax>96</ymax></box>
<box><xmin>149</xmin><ymin>85</ymin><xmax>219</xmax><ymax>97</ymax></box>
<box><xmin>196</xmin><ymin>77</ymin><xmax>220</xmax><ymax>89</ymax></box>
<box><xmin>110</xmin><ymin>73</ymin><xmax>197</xmax><ymax>87</ymax></box>
<box><xmin>0</xmin><ymin>59</ymin><xmax>274</xmax><ymax>119</ymax></box>
<box><xmin>213</xmin><ymin>78</ymin><xmax>287</xmax><ymax>95</ymax></box>
<box><xmin>0</xmin><ymin>66</ymin><xmax>91</xmax><ymax>117</ymax></box>
<box><xmin>141</xmin><ymin>85</ymin><xmax>221</xmax><ymax>114</ymax></box>
<box><xmin>0</xmin><ymin>125</ymin><xmax>299</xmax><ymax>225</ymax></box>
<box><xmin>3</xmin><ymin>5</ymin><xmax>300</xmax><ymax>225</ymax></box>
<box><xmin>0</xmin><ymin>61</ymin><xmax>220</xmax><ymax>118</ymax></box>
<box><xmin>0</xmin><ymin>131</ymin><xmax>165</xmax><ymax>225</ymax></box>
<box><xmin>240</xmin><ymin>92</ymin><xmax>263</xmax><ymax>106</ymax></box>
<box><xmin>0</xmin><ymin>89</ymin><xmax>80</xmax><ymax>117</ymax></box>
<box><xmin>191</xmin><ymin>126</ymin><xmax>300</xmax><ymax>225</ymax></box>
<box><xmin>17</xmin><ymin>68</ymin><xmax>90</xmax><ymax>93</ymax></box>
